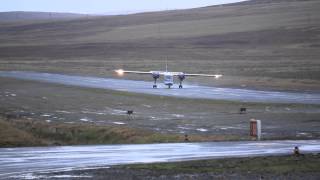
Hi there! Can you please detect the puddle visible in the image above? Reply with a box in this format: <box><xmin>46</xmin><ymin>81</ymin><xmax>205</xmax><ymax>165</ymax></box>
<box><xmin>113</xmin><ymin>122</ymin><xmax>126</xmax><ymax>125</ymax></box>
<box><xmin>196</xmin><ymin>128</ymin><xmax>208</xmax><ymax>132</ymax></box>
<box><xmin>142</xmin><ymin>104</ymin><xmax>152</xmax><ymax>108</ymax></box>
<box><xmin>80</xmin><ymin>118</ymin><xmax>91</xmax><ymax>122</ymax></box>
<box><xmin>56</xmin><ymin>110</ymin><xmax>73</xmax><ymax>114</ymax></box>
<box><xmin>172</xmin><ymin>114</ymin><xmax>184</xmax><ymax>118</ymax></box>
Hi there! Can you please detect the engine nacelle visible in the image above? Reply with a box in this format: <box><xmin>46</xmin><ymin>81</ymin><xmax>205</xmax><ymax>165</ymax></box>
<box><xmin>152</xmin><ymin>72</ymin><xmax>160</xmax><ymax>79</ymax></box>
<box><xmin>178</xmin><ymin>73</ymin><xmax>185</xmax><ymax>81</ymax></box>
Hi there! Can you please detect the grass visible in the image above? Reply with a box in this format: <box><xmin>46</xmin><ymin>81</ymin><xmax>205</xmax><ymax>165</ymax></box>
<box><xmin>51</xmin><ymin>154</ymin><xmax>320</xmax><ymax>179</ymax></box>
<box><xmin>123</xmin><ymin>154</ymin><xmax>320</xmax><ymax>174</ymax></box>
<box><xmin>0</xmin><ymin>119</ymin><xmax>42</xmax><ymax>147</ymax></box>
<box><xmin>0</xmin><ymin>117</ymin><xmax>245</xmax><ymax>147</ymax></box>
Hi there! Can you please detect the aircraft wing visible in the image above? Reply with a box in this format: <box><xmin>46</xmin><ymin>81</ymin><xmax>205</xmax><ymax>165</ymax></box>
<box><xmin>184</xmin><ymin>73</ymin><xmax>223</xmax><ymax>79</ymax></box>
<box><xmin>118</xmin><ymin>70</ymin><xmax>152</xmax><ymax>74</ymax></box>
<box><xmin>115</xmin><ymin>69</ymin><xmax>166</xmax><ymax>76</ymax></box>
<box><xmin>115</xmin><ymin>69</ymin><xmax>222</xmax><ymax>78</ymax></box>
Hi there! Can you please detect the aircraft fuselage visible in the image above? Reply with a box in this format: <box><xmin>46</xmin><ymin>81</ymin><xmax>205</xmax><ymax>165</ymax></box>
<box><xmin>163</xmin><ymin>73</ymin><xmax>174</xmax><ymax>88</ymax></box>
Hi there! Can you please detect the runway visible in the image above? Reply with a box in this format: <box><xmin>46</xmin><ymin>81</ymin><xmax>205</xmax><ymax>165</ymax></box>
<box><xmin>0</xmin><ymin>140</ymin><xmax>320</xmax><ymax>178</ymax></box>
<box><xmin>0</xmin><ymin>71</ymin><xmax>320</xmax><ymax>104</ymax></box>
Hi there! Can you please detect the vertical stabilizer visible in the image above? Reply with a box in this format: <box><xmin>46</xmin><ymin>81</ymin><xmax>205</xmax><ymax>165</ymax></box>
<box><xmin>165</xmin><ymin>58</ymin><xmax>168</xmax><ymax>72</ymax></box>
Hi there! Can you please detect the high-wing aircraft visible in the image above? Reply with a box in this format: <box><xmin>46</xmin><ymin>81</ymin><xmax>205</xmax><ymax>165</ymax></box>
<box><xmin>115</xmin><ymin>68</ymin><xmax>222</xmax><ymax>89</ymax></box>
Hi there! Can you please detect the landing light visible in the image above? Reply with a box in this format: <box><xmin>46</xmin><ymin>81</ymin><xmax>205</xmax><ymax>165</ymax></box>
<box><xmin>115</xmin><ymin>69</ymin><xmax>124</xmax><ymax>76</ymax></box>
<box><xmin>215</xmin><ymin>74</ymin><xmax>223</xmax><ymax>79</ymax></box>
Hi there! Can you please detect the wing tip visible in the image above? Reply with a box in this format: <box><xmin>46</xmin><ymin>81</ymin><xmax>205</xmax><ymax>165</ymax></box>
<box><xmin>215</xmin><ymin>74</ymin><xmax>223</xmax><ymax>79</ymax></box>
<box><xmin>115</xmin><ymin>69</ymin><xmax>124</xmax><ymax>76</ymax></box>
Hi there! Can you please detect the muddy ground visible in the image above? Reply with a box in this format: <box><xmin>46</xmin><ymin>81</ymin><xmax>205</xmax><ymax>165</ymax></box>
<box><xmin>1</xmin><ymin>77</ymin><xmax>319</xmax><ymax>141</ymax></box>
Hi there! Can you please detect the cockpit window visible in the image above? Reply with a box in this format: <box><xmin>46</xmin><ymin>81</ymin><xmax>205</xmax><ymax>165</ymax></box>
<box><xmin>164</xmin><ymin>75</ymin><xmax>173</xmax><ymax>81</ymax></box>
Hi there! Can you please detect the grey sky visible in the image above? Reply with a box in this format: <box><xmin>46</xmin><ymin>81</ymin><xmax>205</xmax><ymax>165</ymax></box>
<box><xmin>0</xmin><ymin>0</ymin><xmax>247</xmax><ymax>14</ymax></box>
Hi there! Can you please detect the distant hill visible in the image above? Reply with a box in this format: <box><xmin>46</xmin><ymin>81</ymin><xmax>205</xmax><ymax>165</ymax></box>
<box><xmin>0</xmin><ymin>11</ymin><xmax>91</xmax><ymax>22</ymax></box>
<box><xmin>0</xmin><ymin>0</ymin><xmax>319</xmax><ymax>91</ymax></box>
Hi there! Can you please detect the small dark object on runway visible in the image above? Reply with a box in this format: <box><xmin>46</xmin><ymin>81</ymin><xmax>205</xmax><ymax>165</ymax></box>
<box><xmin>127</xmin><ymin>110</ymin><xmax>133</xmax><ymax>115</ymax></box>
<box><xmin>184</xmin><ymin>134</ymin><xmax>189</xmax><ymax>142</ymax></box>
<box><xmin>240</xmin><ymin>107</ymin><xmax>247</xmax><ymax>114</ymax></box>
<box><xmin>293</xmin><ymin>146</ymin><xmax>304</xmax><ymax>157</ymax></box>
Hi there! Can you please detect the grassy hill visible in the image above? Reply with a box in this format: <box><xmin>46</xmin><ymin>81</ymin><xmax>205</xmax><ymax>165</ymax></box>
<box><xmin>0</xmin><ymin>11</ymin><xmax>90</xmax><ymax>22</ymax></box>
<box><xmin>0</xmin><ymin>0</ymin><xmax>319</xmax><ymax>91</ymax></box>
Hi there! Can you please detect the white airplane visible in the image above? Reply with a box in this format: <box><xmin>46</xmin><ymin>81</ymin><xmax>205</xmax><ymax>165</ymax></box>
<box><xmin>115</xmin><ymin>67</ymin><xmax>222</xmax><ymax>89</ymax></box>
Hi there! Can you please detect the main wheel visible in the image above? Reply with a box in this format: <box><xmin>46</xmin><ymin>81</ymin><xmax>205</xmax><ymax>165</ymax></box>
<box><xmin>153</xmin><ymin>85</ymin><xmax>157</xmax><ymax>88</ymax></box>
<box><xmin>179</xmin><ymin>85</ymin><xmax>183</xmax><ymax>89</ymax></box>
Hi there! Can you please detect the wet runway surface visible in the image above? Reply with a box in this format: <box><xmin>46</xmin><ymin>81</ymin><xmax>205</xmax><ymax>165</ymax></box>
<box><xmin>0</xmin><ymin>71</ymin><xmax>320</xmax><ymax>104</ymax></box>
<box><xmin>0</xmin><ymin>140</ymin><xmax>320</xmax><ymax>178</ymax></box>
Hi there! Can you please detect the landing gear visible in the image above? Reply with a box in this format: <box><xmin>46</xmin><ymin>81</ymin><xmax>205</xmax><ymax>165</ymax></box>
<box><xmin>152</xmin><ymin>73</ymin><xmax>160</xmax><ymax>89</ymax></box>
<box><xmin>153</xmin><ymin>79</ymin><xmax>158</xmax><ymax>89</ymax></box>
<box><xmin>178</xmin><ymin>73</ymin><xmax>185</xmax><ymax>89</ymax></box>
<box><xmin>168</xmin><ymin>85</ymin><xmax>172</xmax><ymax>89</ymax></box>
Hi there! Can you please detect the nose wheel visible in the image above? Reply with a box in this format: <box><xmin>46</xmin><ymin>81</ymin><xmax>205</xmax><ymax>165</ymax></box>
<box><xmin>153</xmin><ymin>84</ymin><xmax>157</xmax><ymax>88</ymax></box>
<box><xmin>179</xmin><ymin>85</ymin><xmax>183</xmax><ymax>89</ymax></box>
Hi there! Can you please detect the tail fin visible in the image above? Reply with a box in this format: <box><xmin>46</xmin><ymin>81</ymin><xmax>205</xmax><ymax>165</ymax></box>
<box><xmin>165</xmin><ymin>58</ymin><xmax>168</xmax><ymax>72</ymax></box>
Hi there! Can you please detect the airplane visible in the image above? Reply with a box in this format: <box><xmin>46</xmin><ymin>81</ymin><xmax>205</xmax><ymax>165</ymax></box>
<box><xmin>114</xmin><ymin>66</ymin><xmax>222</xmax><ymax>89</ymax></box>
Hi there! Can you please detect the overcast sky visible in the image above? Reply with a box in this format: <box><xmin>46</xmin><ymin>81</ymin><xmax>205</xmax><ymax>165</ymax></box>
<box><xmin>0</xmin><ymin>0</ymin><xmax>247</xmax><ymax>14</ymax></box>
